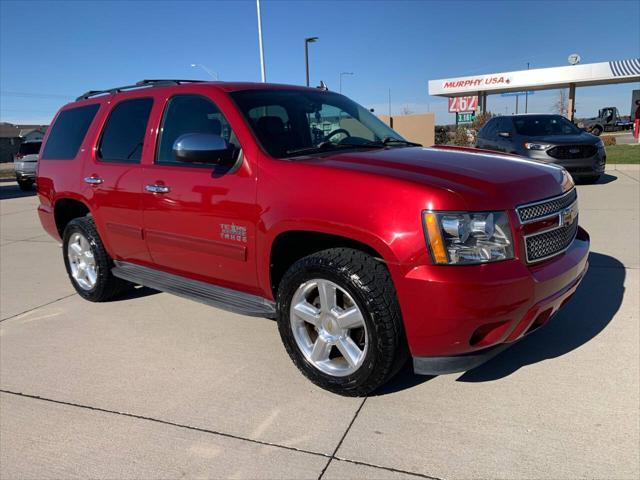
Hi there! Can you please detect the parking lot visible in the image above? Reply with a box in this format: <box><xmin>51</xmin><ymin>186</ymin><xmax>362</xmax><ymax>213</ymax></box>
<box><xmin>0</xmin><ymin>166</ymin><xmax>638</xmax><ymax>480</ymax></box>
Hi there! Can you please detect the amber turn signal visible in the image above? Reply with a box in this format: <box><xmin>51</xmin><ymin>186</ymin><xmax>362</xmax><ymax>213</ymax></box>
<box><xmin>424</xmin><ymin>212</ymin><xmax>448</xmax><ymax>264</ymax></box>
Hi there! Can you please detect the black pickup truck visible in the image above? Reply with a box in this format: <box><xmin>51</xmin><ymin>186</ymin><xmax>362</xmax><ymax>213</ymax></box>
<box><xmin>579</xmin><ymin>107</ymin><xmax>633</xmax><ymax>136</ymax></box>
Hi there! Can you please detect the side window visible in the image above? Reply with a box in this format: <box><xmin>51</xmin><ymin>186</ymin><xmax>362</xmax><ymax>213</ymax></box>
<box><xmin>482</xmin><ymin>119</ymin><xmax>497</xmax><ymax>140</ymax></box>
<box><xmin>156</xmin><ymin>95</ymin><xmax>237</xmax><ymax>165</ymax></box>
<box><xmin>500</xmin><ymin>117</ymin><xmax>513</xmax><ymax>133</ymax></box>
<box><xmin>41</xmin><ymin>104</ymin><xmax>100</xmax><ymax>160</ymax></box>
<box><xmin>98</xmin><ymin>98</ymin><xmax>153</xmax><ymax>163</ymax></box>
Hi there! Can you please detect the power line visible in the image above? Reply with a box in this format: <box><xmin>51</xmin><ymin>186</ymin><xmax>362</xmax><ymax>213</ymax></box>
<box><xmin>0</xmin><ymin>91</ymin><xmax>74</xmax><ymax>99</ymax></box>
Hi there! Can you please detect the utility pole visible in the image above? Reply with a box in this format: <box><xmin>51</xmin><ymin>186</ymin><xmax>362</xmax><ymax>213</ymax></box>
<box><xmin>305</xmin><ymin>37</ymin><xmax>318</xmax><ymax>87</ymax></box>
<box><xmin>525</xmin><ymin>62</ymin><xmax>530</xmax><ymax>113</ymax></box>
<box><xmin>256</xmin><ymin>0</ymin><xmax>266</xmax><ymax>82</ymax></box>
<box><xmin>388</xmin><ymin>88</ymin><xmax>392</xmax><ymax>128</ymax></box>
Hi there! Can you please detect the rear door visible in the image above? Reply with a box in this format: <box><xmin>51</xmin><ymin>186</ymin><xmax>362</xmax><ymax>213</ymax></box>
<box><xmin>83</xmin><ymin>96</ymin><xmax>153</xmax><ymax>263</ymax></box>
<box><xmin>141</xmin><ymin>92</ymin><xmax>259</xmax><ymax>292</ymax></box>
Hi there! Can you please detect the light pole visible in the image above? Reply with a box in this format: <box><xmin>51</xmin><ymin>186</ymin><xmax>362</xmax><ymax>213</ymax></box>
<box><xmin>339</xmin><ymin>72</ymin><xmax>353</xmax><ymax>93</ymax></box>
<box><xmin>305</xmin><ymin>37</ymin><xmax>318</xmax><ymax>87</ymax></box>
<box><xmin>190</xmin><ymin>64</ymin><xmax>218</xmax><ymax>80</ymax></box>
<box><xmin>525</xmin><ymin>62</ymin><xmax>530</xmax><ymax>113</ymax></box>
<box><xmin>256</xmin><ymin>0</ymin><xmax>266</xmax><ymax>82</ymax></box>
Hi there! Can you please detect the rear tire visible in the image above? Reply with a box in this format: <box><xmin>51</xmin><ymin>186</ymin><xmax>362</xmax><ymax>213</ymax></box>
<box><xmin>62</xmin><ymin>216</ymin><xmax>129</xmax><ymax>302</ymax></box>
<box><xmin>276</xmin><ymin>248</ymin><xmax>408</xmax><ymax>396</ymax></box>
<box><xmin>16</xmin><ymin>178</ymin><xmax>33</xmax><ymax>191</ymax></box>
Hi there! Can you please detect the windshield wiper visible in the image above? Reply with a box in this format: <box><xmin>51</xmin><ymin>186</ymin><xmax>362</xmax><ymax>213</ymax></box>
<box><xmin>285</xmin><ymin>141</ymin><xmax>384</xmax><ymax>156</ymax></box>
<box><xmin>381</xmin><ymin>136</ymin><xmax>422</xmax><ymax>147</ymax></box>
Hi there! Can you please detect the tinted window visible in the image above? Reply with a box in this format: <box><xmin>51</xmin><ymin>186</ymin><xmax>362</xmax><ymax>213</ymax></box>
<box><xmin>156</xmin><ymin>95</ymin><xmax>238</xmax><ymax>165</ymax></box>
<box><xmin>513</xmin><ymin>115</ymin><xmax>581</xmax><ymax>136</ymax></box>
<box><xmin>41</xmin><ymin>104</ymin><xmax>100</xmax><ymax>160</ymax></box>
<box><xmin>481</xmin><ymin>119</ymin><xmax>497</xmax><ymax>139</ymax></box>
<box><xmin>496</xmin><ymin>117</ymin><xmax>512</xmax><ymax>133</ymax></box>
<box><xmin>98</xmin><ymin>98</ymin><xmax>153</xmax><ymax>163</ymax></box>
<box><xmin>18</xmin><ymin>142</ymin><xmax>41</xmax><ymax>155</ymax></box>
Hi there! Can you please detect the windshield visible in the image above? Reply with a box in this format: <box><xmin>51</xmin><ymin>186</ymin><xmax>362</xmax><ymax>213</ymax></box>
<box><xmin>513</xmin><ymin>115</ymin><xmax>581</xmax><ymax>137</ymax></box>
<box><xmin>18</xmin><ymin>142</ymin><xmax>41</xmax><ymax>155</ymax></box>
<box><xmin>230</xmin><ymin>89</ymin><xmax>405</xmax><ymax>158</ymax></box>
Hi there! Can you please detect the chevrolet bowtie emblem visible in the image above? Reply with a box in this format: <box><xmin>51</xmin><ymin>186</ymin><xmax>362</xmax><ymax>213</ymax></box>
<box><xmin>561</xmin><ymin>203</ymin><xmax>578</xmax><ymax>227</ymax></box>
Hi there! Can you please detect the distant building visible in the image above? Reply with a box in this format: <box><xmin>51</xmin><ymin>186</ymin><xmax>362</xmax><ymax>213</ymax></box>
<box><xmin>0</xmin><ymin>122</ymin><xmax>48</xmax><ymax>162</ymax></box>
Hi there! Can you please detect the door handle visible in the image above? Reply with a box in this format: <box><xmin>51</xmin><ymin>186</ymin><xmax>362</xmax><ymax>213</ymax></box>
<box><xmin>84</xmin><ymin>175</ymin><xmax>103</xmax><ymax>185</ymax></box>
<box><xmin>145</xmin><ymin>184</ymin><xmax>171</xmax><ymax>194</ymax></box>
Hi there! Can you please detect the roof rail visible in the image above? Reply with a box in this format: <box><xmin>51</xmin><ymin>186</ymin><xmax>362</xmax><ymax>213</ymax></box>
<box><xmin>75</xmin><ymin>79</ymin><xmax>205</xmax><ymax>101</ymax></box>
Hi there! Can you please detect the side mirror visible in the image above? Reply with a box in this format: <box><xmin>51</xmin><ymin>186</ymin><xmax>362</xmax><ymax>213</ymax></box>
<box><xmin>498</xmin><ymin>131</ymin><xmax>512</xmax><ymax>139</ymax></box>
<box><xmin>173</xmin><ymin>133</ymin><xmax>232</xmax><ymax>164</ymax></box>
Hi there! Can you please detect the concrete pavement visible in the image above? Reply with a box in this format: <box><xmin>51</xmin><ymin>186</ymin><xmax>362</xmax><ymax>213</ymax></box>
<box><xmin>1</xmin><ymin>168</ymin><xmax>639</xmax><ymax>479</ymax></box>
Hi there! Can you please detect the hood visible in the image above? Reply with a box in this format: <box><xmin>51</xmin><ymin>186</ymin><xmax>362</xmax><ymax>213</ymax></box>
<box><xmin>530</xmin><ymin>132</ymin><xmax>598</xmax><ymax>145</ymax></box>
<box><xmin>304</xmin><ymin>146</ymin><xmax>572</xmax><ymax>211</ymax></box>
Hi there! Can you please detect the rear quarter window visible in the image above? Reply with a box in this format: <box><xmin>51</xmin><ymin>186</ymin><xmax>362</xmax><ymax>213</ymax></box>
<box><xmin>41</xmin><ymin>104</ymin><xmax>100</xmax><ymax>160</ymax></box>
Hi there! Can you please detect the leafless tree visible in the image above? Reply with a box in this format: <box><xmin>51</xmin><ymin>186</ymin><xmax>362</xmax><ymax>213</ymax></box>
<box><xmin>553</xmin><ymin>89</ymin><xmax>569</xmax><ymax>116</ymax></box>
<box><xmin>401</xmin><ymin>105</ymin><xmax>414</xmax><ymax>116</ymax></box>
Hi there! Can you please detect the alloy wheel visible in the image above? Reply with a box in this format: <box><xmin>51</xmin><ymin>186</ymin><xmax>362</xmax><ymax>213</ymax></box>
<box><xmin>67</xmin><ymin>232</ymin><xmax>98</xmax><ymax>291</ymax></box>
<box><xmin>290</xmin><ymin>279</ymin><xmax>368</xmax><ymax>377</ymax></box>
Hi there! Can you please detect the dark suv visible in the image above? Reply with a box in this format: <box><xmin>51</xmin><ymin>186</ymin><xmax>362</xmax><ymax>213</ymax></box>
<box><xmin>476</xmin><ymin>114</ymin><xmax>605</xmax><ymax>183</ymax></box>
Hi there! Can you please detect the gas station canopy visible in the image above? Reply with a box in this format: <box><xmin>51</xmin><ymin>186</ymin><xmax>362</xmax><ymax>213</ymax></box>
<box><xmin>428</xmin><ymin>58</ymin><xmax>640</xmax><ymax>97</ymax></box>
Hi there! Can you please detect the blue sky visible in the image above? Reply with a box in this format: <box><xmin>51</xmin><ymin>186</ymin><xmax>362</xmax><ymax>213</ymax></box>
<box><xmin>1</xmin><ymin>0</ymin><xmax>639</xmax><ymax>125</ymax></box>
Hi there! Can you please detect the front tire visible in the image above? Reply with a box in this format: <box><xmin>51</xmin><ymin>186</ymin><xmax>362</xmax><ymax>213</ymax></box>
<box><xmin>62</xmin><ymin>216</ymin><xmax>129</xmax><ymax>302</ymax></box>
<box><xmin>276</xmin><ymin>248</ymin><xmax>407</xmax><ymax>396</ymax></box>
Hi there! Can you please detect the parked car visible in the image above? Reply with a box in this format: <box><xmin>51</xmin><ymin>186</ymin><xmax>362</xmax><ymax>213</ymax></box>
<box><xmin>476</xmin><ymin>114</ymin><xmax>605</xmax><ymax>183</ymax></box>
<box><xmin>37</xmin><ymin>80</ymin><xmax>589</xmax><ymax>396</ymax></box>
<box><xmin>579</xmin><ymin>107</ymin><xmax>633</xmax><ymax>136</ymax></box>
<box><xmin>14</xmin><ymin>140</ymin><xmax>41</xmax><ymax>190</ymax></box>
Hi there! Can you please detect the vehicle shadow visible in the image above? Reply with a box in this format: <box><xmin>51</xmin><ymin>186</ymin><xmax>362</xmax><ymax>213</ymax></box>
<box><xmin>575</xmin><ymin>173</ymin><xmax>617</xmax><ymax>185</ymax></box>
<box><xmin>457</xmin><ymin>251</ymin><xmax>624</xmax><ymax>382</ymax></box>
<box><xmin>371</xmin><ymin>361</ymin><xmax>435</xmax><ymax>396</ymax></box>
<box><xmin>113</xmin><ymin>285</ymin><xmax>160</xmax><ymax>301</ymax></box>
<box><xmin>0</xmin><ymin>182</ymin><xmax>37</xmax><ymax>200</ymax></box>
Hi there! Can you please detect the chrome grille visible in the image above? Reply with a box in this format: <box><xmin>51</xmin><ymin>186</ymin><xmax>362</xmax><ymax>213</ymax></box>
<box><xmin>517</xmin><ymin>189</ymin><xmax>577</xmax><ymax>223</ymax></box>
<box><xmin>525</xmin><ymin>217</ymin><xmax>578</xmax><ymax>263</ymax></box>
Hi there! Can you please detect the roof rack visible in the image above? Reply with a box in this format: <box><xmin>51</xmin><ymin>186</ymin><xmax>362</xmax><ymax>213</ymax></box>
<box><xmin>75</xmin><ymin>79</ymin><xmax>205</xmax><ymax>101</ymax></box>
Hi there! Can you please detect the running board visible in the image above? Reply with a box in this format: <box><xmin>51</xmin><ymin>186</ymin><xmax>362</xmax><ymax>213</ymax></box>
<box><xmin>112</xmin><ymin>261</ymin><xmax>277</xmax><ymax>319</ymax></box>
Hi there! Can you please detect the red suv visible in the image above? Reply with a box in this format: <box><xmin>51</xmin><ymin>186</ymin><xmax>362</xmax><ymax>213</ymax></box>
<box><xmin>37</xmin><ymin>80</ymin><xmax>589</xmax><ymax>395</ymax></box>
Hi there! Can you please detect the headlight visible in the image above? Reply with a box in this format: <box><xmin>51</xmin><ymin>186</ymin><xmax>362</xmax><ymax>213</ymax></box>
<box><xmin>595</xmin><ymin>139</ymin><xmax>604</xmax><ymax>148</ymax></box>
<box><xmin>524</xmin><ymin>142</ymin><xmax>551</xmax><ymax>150</ymax></box>
<box><xmin>423</xmin><ymin>211</ymin><xmax>514</xmax><ymax>265</ymax></box>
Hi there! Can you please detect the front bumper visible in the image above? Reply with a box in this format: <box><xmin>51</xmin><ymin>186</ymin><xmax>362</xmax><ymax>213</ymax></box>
<box><xmin>396</xmin><ymin>227</ymin><xmax>590</xmax><ymax>374</ymax></box>
<box><xmin>525</xmin><ymin>148</ymin><xmax>606</xmax><ymax>176</ymax></box>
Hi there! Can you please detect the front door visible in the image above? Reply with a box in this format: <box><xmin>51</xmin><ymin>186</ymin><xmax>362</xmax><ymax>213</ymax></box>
<box><xmin>141</xmin><ymin>93</ymin><xmax>259</xmax><ymax>293</ymax></box>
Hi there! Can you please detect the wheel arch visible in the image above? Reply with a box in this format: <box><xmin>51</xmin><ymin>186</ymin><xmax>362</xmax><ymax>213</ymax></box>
<box><xmin>267</xmin><ymin>228</ymin><xmax>394</xmax><ymax>299</ymax></box>
<box><xmin>53</xmin><ymin>196</ymin><xmax>92</xmax><ymax>237</ymax></box>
